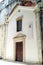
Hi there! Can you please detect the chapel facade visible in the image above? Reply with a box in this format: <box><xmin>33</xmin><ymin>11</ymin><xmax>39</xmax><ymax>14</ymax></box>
<box><xmin>0</xmin><ymin>0</ymin><xmax>43</xmax><ymax>63</ymax></box>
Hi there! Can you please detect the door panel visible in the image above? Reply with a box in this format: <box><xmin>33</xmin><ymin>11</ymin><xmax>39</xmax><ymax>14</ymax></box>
<box><xmin>16</xmin><ymin>42</ymin><xmax>23</xmax><ymax>62</ymax></box>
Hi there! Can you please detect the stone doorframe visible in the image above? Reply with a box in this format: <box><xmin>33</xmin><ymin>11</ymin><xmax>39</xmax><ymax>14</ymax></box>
<box><xmin>13</xmin><ymin>33</ymin><xmax>26</xmax><ymax>62</ymax></box>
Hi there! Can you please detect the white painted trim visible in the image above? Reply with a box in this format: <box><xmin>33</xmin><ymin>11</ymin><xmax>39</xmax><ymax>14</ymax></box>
<box><xmin>8</xmin><ymin>5</ymin><xmax>39</xmax><ymax>22</ymax></box>
<box><xmin>13</xmin><ymin>36</ymin><xmax>26</xmax><ymax>62</ymax></box>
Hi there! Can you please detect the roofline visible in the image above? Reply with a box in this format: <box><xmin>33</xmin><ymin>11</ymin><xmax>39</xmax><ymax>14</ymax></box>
<box><xmin>7</xmin><ymin>4</ymin><xmax>39</xmax><ymax>21</ymax></box>
<box><xmin>0</xmin><ymin>4</ymin><xmax>39</xmax><ymax>26</ymax></box>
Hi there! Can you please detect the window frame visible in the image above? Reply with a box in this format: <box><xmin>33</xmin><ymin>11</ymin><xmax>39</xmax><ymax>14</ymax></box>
<box><xmin>16</xmin><ymin>16</ymin><xmax>23</xmax><ymax>32</ymax></box>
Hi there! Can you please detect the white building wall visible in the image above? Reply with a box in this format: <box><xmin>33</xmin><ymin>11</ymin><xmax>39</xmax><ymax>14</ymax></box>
<box><xmin>22</xmin><ymin>10</ymin><xmax>39</xmax><ymax>62</ymax></box>
<box><xmin>0</xmin><ymin>26</ymin><xmax>4</xmax><ymax>58</ymax></box>
<box><xmin>4</xmin><ymin>8</ymin><xmax>40</xmax><ymax>63</ymax></box>
<box><xmin>0</xmin><ymin>27</ymin><xmax>3</xmax><ymax>57</ymax></box>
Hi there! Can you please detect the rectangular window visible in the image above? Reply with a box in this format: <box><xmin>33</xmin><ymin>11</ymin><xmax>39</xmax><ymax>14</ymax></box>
<box><xmin>17</xmin><ymin>19</ymin><xmax>22</xmax><ymax>32</ymax></box>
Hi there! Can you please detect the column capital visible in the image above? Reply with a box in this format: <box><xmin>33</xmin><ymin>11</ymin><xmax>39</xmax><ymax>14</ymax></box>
<box><xmin>33</xmin><ymin>6</ymin><xmax>40</xmax><ymax>15</ymax></box>
<box><xmin>4</xmin><ymin>21</ymin><xmax>9</xmax><ymax>26</ymax></box>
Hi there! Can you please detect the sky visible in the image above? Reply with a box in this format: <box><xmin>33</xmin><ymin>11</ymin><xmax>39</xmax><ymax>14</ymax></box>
<box><xmin>0</xmin><ymin>0</ymin><xmax>3</xmax><ymax>2</ymax></box>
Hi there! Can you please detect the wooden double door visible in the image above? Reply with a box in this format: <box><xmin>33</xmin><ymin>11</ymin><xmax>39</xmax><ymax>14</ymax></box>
<box><xmin>15</xmin><ymin>42</ymin><xmax>23</xmax><ymax>62</ymax></box>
